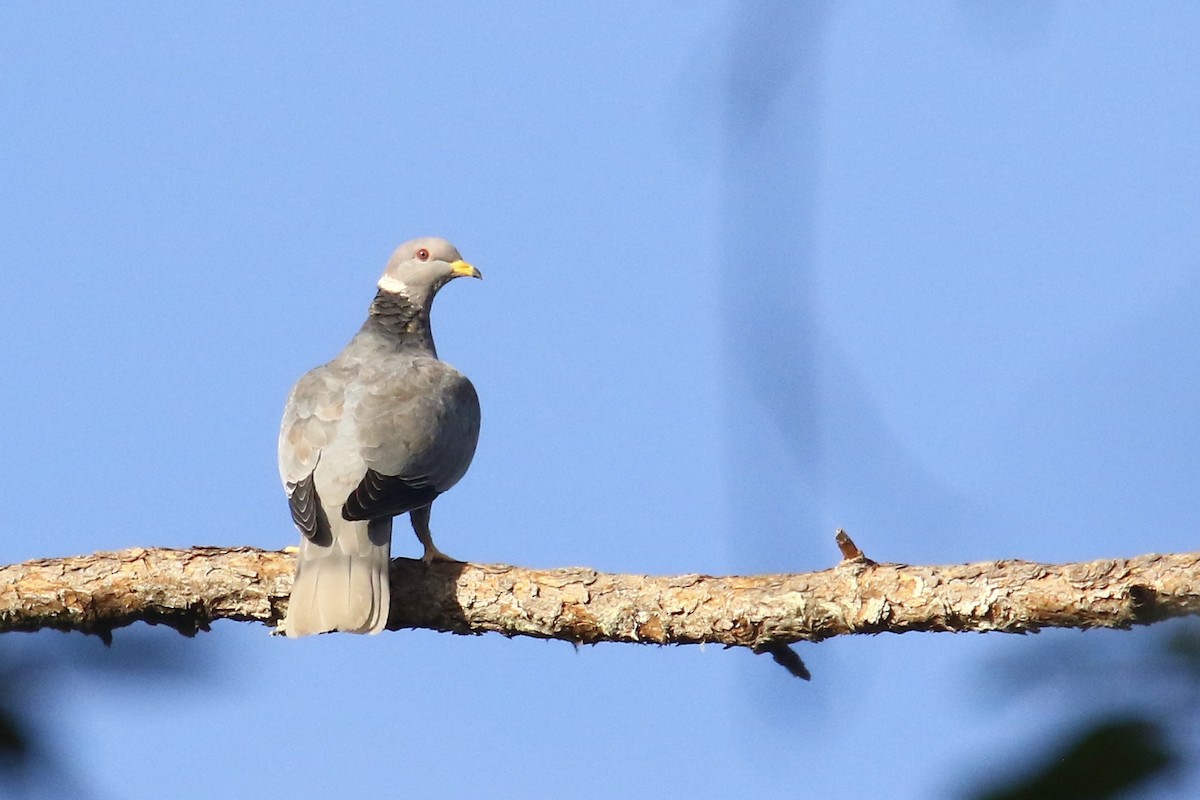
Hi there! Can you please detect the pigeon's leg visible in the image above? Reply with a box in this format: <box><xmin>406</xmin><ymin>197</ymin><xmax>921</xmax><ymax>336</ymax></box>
<box><xmin>410</xmin><ymin>504</ymin><xmax>457</xmax><ymax>564</ymax></box>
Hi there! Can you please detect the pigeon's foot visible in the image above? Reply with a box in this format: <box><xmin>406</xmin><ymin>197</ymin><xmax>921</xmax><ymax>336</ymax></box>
<box><xmin>421</xmin><ymin>544</ymin><xmax>460</xmax><ymax>565</ymax></box>
<box><xmin>411</xmin><ymin>504</ymin><xmax>461</xmax><ymax>564</ymax></box>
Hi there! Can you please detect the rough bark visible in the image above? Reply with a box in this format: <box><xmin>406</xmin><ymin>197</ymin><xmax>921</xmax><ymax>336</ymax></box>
<box><xmin>1</xmin><ymin>542</ymin><xmax>1197</xmax><ymax>652</ymax></box>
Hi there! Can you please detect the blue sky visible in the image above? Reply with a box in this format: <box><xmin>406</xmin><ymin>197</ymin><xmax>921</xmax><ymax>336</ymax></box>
<box><xmin>2</xmin><ymin>3</ymin><xmax>1198</xmax><ymax>798</ymax></box>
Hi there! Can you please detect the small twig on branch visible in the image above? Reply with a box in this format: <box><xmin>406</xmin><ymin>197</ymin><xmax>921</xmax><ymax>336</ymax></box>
<box><xmin>835</xmin><ymin>528</ymin><xmax>873</xmax><ymax>564</ymax></box>
<box><xmin>0</xmin><ymin>544</ymin><xmax>1197</xmax><ymax>654</ymax></box>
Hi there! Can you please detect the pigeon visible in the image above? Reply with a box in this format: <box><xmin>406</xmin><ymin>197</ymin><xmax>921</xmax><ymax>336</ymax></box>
<box><xmin>278</xmin><ymin>238</ymin><xmax>482</xmax><ymax>637</ymax></box>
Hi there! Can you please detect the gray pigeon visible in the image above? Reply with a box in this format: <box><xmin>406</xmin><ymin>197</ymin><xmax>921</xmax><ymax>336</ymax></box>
<box><xmin>278</xmin><ymin>238</ymin><xmax>482</xmax><ymax>637</ymax></box>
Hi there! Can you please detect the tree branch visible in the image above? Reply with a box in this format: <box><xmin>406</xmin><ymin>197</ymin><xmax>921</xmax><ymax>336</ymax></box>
<box><xmin>1</xmin><ymin>543</ymin><xmax>1198</xmax><ymax>652</ymax></box>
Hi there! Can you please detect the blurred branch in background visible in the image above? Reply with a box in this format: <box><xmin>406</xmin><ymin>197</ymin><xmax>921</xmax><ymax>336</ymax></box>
<box><xmin>1</xmin><ymin>543</ymin><xmax>1197</xmax><ymax>646</ymax></box>
<box><xmin>718</xmin><ymin>1</ymin><xmax>829</xmax><ymax>575</ymax></box>
<box><xmin>0</xmin><ymin>627</ymin><xmax>210</xmax><ymax>798</ymax></box>
<box><xmin>967</xmin><ymin>620</ymin><xmax>1200</xmax><ymax>800</ymax></box>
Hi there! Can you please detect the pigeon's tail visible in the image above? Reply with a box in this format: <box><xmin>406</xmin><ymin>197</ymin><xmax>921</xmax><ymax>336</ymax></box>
<box><xmin>284</xmin><ymin>516</ymin><xmax>392</xmax><ymax>637</ymax></box>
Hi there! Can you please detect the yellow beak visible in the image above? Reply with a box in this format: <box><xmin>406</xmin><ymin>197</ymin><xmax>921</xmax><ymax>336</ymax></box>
<box><xmin>450</xmin><ymin>260</ymin><xmax>482</xmax><ymax>280</ymax></box>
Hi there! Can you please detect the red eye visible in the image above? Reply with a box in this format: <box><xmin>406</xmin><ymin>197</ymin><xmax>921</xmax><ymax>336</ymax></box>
<box><xmin>416</xmin><ymin>248</ymin><xmax>430</xmax><ymax>261</ymax></box>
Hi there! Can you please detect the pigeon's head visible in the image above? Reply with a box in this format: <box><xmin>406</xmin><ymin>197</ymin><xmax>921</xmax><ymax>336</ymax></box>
<box><xmin>377</xmin><ymin>237</ymin><xmax>481</xmax><ymax>301</ymax></box>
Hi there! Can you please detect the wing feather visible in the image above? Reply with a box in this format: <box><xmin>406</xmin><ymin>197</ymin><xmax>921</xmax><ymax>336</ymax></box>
<box><xmin>342</xmin><ymin>469</ymin><xmax>439</xmax><ymax>521</ymax></box>
<box><xmin>349</xmin><ymin>357</ymin><xmax>481</xmax><ymax>516</ymax></box>
<box><xmin>286</xmin><ymin>471</ymin><xmax>333</xmax><ymax>546</ymax></box>
<box><xmin>279</xmin><ymin>365</ymin><xmax>348</xmax><ymax>544</ymax></box>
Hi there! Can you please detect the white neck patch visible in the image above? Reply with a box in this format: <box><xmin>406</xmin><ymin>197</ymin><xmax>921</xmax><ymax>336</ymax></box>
<box><xmin>377</xmin><ymin>274</ymin><xmax>409</xmax><ymax>295</ymax></box>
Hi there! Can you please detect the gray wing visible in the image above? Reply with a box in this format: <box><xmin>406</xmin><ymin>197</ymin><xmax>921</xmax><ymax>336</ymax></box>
<box><xmin>342</xmin><ymin>356</ymin><xmax>480</xmax><ymax>521</ymax></box>
<box><xmin>278</xmin><ymin>365</ymin><xmax>348</xmax><ymax>544</ymax></box>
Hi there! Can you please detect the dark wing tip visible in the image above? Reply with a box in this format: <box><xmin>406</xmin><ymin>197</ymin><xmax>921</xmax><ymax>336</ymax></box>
<box><xmin>287</xmin><ymin>473</ymin><xmax>332</xmax><ymax>547</ymax></box>
<box><xmin>343</xmin><ymin>468</ymin><xmax>439</xmax><ymax>521</ymax></box>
